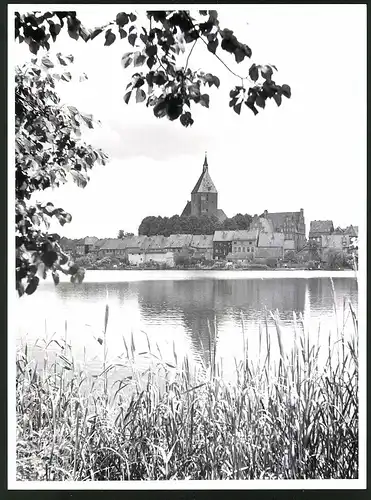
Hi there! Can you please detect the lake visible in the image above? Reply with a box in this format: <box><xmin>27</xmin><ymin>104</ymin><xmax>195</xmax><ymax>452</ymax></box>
<box><xmin>15</xmin><ymin>270</ymin><xmax>358</xmax><ymax>380</ymax></box>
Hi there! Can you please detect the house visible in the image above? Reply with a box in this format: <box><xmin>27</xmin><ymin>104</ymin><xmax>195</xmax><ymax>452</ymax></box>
<box><xmin>75</xmin><ymin>236</ymin><xmax>99</xmax><ymax>255</ymax></box>
<box><xmin>255</xmin><ymin>232</ymin><xmax>285</xmax><ymax>261</ymax></box>
<box><xmin>142</xmin><ymin>235</ymin><xmax>175</xmax><ymax>267</ymax></box>
<box><xmin>261</xmin><ymin>209</ymin><xmax>306</xmax><ymax>251</ymax></box>
<box><xmin>308</xmin><ymin>220</ymin><xmax>334</xmax><ymax>246</ymax></box>
<box><xmin>189</xmin><ymin>234</ymin><xmax>214</xmax><ymax>261</ymax></box>
<box><xmin>59</xmin><ymin>237</ymin><xmax>78</xmax><ymax>254</ymax></box>
<box><xmin>181</xmin><ymin>153</ymin><xmax>227</xmax><ymax>223</ymax></box>
<box><xmin>343</xmin><ymin>225</ymin><xmax>358</xmax><ymax>237</ymax></box>
<box><xmin>98</xmin><ymin>239</ymin><xmax>126</xmax><ymax>259</ymax></box>
<box><xmin>125</xmin><ymin>236</ymin><xmax>148</xmax><ymax>265</ymax></box>
<box><xmin>229</xmin><ymin>230</ymin><xmax>259</xmax><ymax>259</ymax></box>
<box><xmin>92</xmin><ymin>238</ymin><xmax>108</xmax><ymax>253</ymax></box>
<box><xmin>213</xmin><ymin>231</ymin><xmax>235</xmax><ymax>260</ymax></box>
<box><xmin>165</xmin><ymin>234</ymin><xmax>193</xmax><ymax>253</ymax></box>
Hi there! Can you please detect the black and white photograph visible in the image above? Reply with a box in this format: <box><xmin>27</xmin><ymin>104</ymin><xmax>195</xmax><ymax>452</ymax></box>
<box><xmin>9</xmin><ymin>3</ymin><xmax>366</xmax><ymax>489</ymax></box>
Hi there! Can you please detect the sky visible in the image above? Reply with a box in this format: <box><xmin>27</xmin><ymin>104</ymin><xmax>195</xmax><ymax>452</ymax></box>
<box><xmin>11</xmin><ymin>4</ymin><xmax>367</xmax><ymax>238</ymax></box>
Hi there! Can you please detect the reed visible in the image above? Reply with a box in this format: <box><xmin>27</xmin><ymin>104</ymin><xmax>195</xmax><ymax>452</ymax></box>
<box><xmin>16</xmin><ymin>294</ymin><xmax>358</xmax><ymax>481</ymax></box>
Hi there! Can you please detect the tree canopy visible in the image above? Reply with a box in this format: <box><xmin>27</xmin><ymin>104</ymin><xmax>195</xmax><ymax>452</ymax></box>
<box><xmin>138</xmin><ymin>213</ymin><xmax>253</xmax><ymax>236</ymax></box>
<box><xmin>15</xmin><ymin>10</ymin><xmax>291</xmax><ymax>125</ymax></box>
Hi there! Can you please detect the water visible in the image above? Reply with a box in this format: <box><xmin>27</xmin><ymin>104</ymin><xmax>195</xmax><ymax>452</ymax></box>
<box><xmin>15</xmin><ymin>270</ymin><xmax>358</xmax><ymax>380</ymax></box>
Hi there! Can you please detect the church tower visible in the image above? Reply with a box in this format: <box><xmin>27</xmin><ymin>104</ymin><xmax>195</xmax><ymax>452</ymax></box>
<box><xmin>190</xmin><ymin>152</ymin><xmax>218</xmax><ymax>217</ymax></box>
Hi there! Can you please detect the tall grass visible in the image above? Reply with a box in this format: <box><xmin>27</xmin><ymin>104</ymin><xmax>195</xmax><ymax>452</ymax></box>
<box><xmin>16</xmin><ymin>293</ymin><xmax>358</xmax><ymax>481</ymax></box>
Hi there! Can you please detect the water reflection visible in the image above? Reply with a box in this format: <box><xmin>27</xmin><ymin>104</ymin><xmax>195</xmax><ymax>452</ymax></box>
<box><xmin>15</xmin><ymin>274</ymin><xmax>358</xmax><ymax>377</ymax></box>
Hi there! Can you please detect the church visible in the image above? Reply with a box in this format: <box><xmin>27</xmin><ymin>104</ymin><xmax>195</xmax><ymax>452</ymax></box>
<box><xmin>181</xmin><ymin>153</ymin><xmax>227</xmax><ymax>223</ymax></box>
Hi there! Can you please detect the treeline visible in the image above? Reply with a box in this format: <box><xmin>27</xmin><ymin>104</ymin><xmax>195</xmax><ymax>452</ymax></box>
<box><xmin>138</xmin><ymin>214</ymin><xmax>253</xmax><ymax>236</ymax></box>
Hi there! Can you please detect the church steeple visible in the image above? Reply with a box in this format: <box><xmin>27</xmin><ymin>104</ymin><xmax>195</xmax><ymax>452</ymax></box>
<box><xmin>203</xmin><ymin>151</ymin><xmax>208</xmax><ymax>172</ymax></box>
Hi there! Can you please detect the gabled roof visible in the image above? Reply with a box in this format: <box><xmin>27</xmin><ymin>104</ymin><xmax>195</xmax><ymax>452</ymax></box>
<box><xmin>233</xmin><ymin>230</ymin><xmax>259</xmax><ymax>241</ymax></box>
<box><xmin>267</xmin><ymin>211</ymin><xmax>301</xmax><ymax>230</ymax></box>
<box><xmin>343</xmin><ymin>225</ymin><xmax>358</xmax><ymax>237</ymax></box>
<box><xmin>84</xmin><ymin>236</ymin><xmax>98</xmax><ymax>245</ymax></box>
<box><xmin>190</xmin><ymin>234</ymin><xmax>214</xmax><ymax>249</ymax></box>
<box><xmin>166</xmin><ymin>234</ymin><xmax>193</xmax><ymax>248</ymax></box>
<box><xmin>94</xmin><ymin>238</ymin><xmax>108</xmax><ymax>249</ymax></box>
<box><xmin>99</xmin><ymin>239</ymin><xmax>124</xmax><ymax>250</ymax></box>
<box><xmin>309</xmin><ymin>220</ymin><xmax>334</xmax><ymax>235</ymax></box>
<box><xmin>142</xmin><ymin>235</ymin><xmax>168</xmax><ymax>251</ymax></box>
<box><xmin>213</xmin><ymin>231</ymin><xmax>235</xmax><ymax>242</ymax></box>
<box><xmin>333</xmin><ymin>226</ymin><xmax>344</xmax><ymax>235</ymax></box>
<box><xmin>191</xmin><ymin>154</ymin><xmax>217</xmax><ymax>194</ymax></box>
<box><xmin>258</xmin><ymin>232</ymin><xmax>285</xmax><ymax>247</ymax></box>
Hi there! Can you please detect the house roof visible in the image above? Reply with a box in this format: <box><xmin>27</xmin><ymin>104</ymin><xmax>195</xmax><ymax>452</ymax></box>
<box><xmin>266</xmin><ymin>211</ymin><xmax>301</xmax><ymax>230</ymax></box>
<box><xmin>94</xmin><ymin>238</ymin><xmax>108</xmax><ymax>249</ymax></box>
<box><xmin>344</xmin><ymin>225</ymin><xmax>358</xmax><ymax>237</ymax></box>
<box><xmin>142</xmin><ymin>235</ymin><xmax>169</xmax><ymax>251</ymax></box>
<box><xmin>84</xmin><ymin>236</ymin><xmax>98</xmax><ymax>245</ymax></box>
<box><xmin>166</xmin><ymin>234</ymin><xmax>193</xmax><ymax>248</ymax></box>
<box><xmin>99</xmin><ymin>239</ymin><xmax>124</xmax><ymax>250</ymax></box>
<box><xmin>309</xmin><ymin>220</ymin><xmax>334</xmax><ymax>235</ymax></box>
<box><xmin>213</xmin><ymin>231</ymin><xmax>235</xmax><ymax>242</ymax></box>
<box><xmin>258</xmin><ymin>232</ymin><xmax>285</xmax><ymax>247</ymax></box>
<box><xmin>191</xmin><ymin>155</ymin><xmax>217</xmax><ymax>194</ymax></box>
<box><xmin>333</xmin><ymin>226</ymin><xmax>344</xmax><ymax>235</ymax></box>
<box><xmin>190</xmin><ymin>234</ymin><xmax>214</xmax><ymax>249</ymax></box>
<box><xmin>233</xmin><ymin>230</ymin><xmax>259</xmax><ymax>241</ymax></box>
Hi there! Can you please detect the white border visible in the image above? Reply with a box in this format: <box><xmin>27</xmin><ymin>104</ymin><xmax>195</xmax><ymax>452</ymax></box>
<box><xmin>8</xmin><ymin>3</ymin><xmax>367</xmax><ymax>490</ymax></box>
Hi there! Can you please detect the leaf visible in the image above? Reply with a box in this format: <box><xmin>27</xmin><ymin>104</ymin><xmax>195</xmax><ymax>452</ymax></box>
<box><xmin>119</xmin><ymin>28</ymin><xmax>127</xmax><ymax>39</ymax></box>
<box><xmin>261</xmin><ymin>65</ymin><xmax>273</xmax><ymax>82</ymax></box>
<box><xmin>25</xmin><ymin>276</ymin><xmax>39</xmax><ymax>295</ymax></box>
<box><xmin>105</xmin><ymin>29</ymin><xmax>116</xmax><ymax>46</ymax></box>
<box><xmin>116</xmin><ymin>12</ymin><xmax>129</xmax><ymax>27</ymax></box>
<box><xmin>147</xmin><ymin>56</ymin><xmax>156</xmax><ymax>69</ymax></box>
<box><xmin>256</xmin><ymin>95</ymin><xmax>265</xmax><ymax>108</ymax></box>
<box><xmin>133</xmin><ymin>52</ymin><xmax>146</xmax><ymax>67</ymax></box>
<box><xmin>121</xmin><ymin>52</ymin><xmax>133</xmax><ymax>69</ymax></box>
<box><xmin>129</xmin><ymin>13</ymin><xmax>137</xmax><ymax>22</ymax></box>
<box><xmin>136</xmin><ymin>88</ymin><xmax>146</xmax><ymax>103</ymax></box>
<box><xmin>153</xmin><ymin>99</ymin><xmax>166</xmax><ymax>118</ymax></box>
<box><xmin>233</xmin><ymin>102</ymin><xmax>242</xmax><ymax>115</ymax></box>
<box><xmin>56</xmin><ymin>53</ymin><xmax>67</xmax><ymax>66</ymax></box>
<box><xmin>273</xmin><ymin>93</ymin><xmax>282</xmax><ymax>107</ymax></box>
<box><xmin>90</xmin><ymin>28</ymin><xmax>103</xmax><ymax>40</ymax></box>
<box><xmin>234</xmin><ymin>48</ymin><xmax>245</xmax><ymax>64</ymax></box>
<box><xmin>41</xmin><ymin>56</ymin><xmax>54</xmax><ymax>69</ymax></box>
<box><xmin>128</xmin><ymin>33</ymin><xmax>137</xmax><ymax>46</ymax></box>
<box><xmin>61</xmin><ymin>72</ymin><xmax>72</xmax><ymax>82</ymax></box>
<box><xmin>249</xmin><ymin>64</ymin><xmax>259</xmax><ymax>82</ymax></box>
<box><xmin>281</xmin><ymin>84</ymin><xmax>291</xmax><ymax>98</ymax></box>
<box><xmin>200</xmin><ymin>94</ymin><xmax>210</xmax><ymax>108</ymax></box>
<box><xmin>124</xmin><ymin>91</ymin><xmax>132</xmax><ymax>104</ymax></box>
<box><xmin>207</xmin><ymin>39</ymin><xmax>218</xmax><ymax>54</ymax></box>
<box><xmin>213</xmin><ymin>75</ymin><xmax>220</xmax><ymax>88</ymax></box>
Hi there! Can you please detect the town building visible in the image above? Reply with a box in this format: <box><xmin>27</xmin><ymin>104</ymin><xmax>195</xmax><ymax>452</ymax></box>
<box><xmin>261</xmin><ymin>209</ymin><xmax>306</xmax><ymax>251</ymax></box>
<box><xmin>308</xmin><ymin>220</ymin><xmax>334</xmax><ymax>245</ymax></box>
<box><xmin>189</xmin><ymin>234</ymin><xmax>214</xmax><ymax>261</ymax></box>
<box><xmin>255</xmin><ymin>232</ymin><xmax>285</xmax><ymax>262</ymax></box>
<box><xmin>226</xmin><ymin>229</ymin><xmax>259</xmax><ymax>263</ymax></box>
<box><xmin>213</xmin><ymin>230</ymin><xmax>235</xmax><ymax>260</ymax></box>
<box><xmin>181</xmin><ymin>153</ymin><xmax>227</xmax><ymax>223</ymax></box>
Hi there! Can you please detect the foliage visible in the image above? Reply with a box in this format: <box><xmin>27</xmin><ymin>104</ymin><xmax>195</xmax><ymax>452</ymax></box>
<box><xmin>15</xmin><ymin>56</ymin><xmax>109</xmax><ymax>297</ymax></box>
<box><xmin>326</xmin><ymin>250</ymin><xmax>350</xmax><ymax>270</ymax></box>
<box><xmin>138</xmin><ymin>212</ymin><xmax>253</xmax><ymax>236</ymax></box>
<box><xmin>16</xmin><ymin>302</ymin><xmax>359</xmax><ymax>480</ymax></box>
<box><xmin>15</xmin><ymin>10</ymin><xmax>292</xmax><ymax>126</ymax></box>
<box><xmin>118</xmin><ymin>229</ymin><xmax>135</xmax><ymax>239</ymax></box>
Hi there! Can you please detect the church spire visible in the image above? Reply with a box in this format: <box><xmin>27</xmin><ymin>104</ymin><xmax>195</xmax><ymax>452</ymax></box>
<box><xmin>203</xmin><ymin>151</ymin><xmax>208</xmax><ymax>172</ymax></box>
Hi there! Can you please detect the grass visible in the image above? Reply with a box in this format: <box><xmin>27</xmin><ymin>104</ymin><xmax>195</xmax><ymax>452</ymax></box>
<box><xmin>15</xmin><ymin>280</ymin><xmax>359</xmax><ymax>481</ymax></box>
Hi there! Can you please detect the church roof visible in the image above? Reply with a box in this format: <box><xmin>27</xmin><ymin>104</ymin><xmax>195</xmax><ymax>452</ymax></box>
<box><xmin>266</xmin><ymin>211</ymin><xmax>301</xmax><ymax>230</ymax></box>
<box><xmin>181</xmin><ymin>201</ymin><xmax>191</xmax><ymax>217</ymax></box>
<box><xmin>191</xmin><ymin>153</ymin><xmax>217</xmax><ymax>194</ymax></box>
